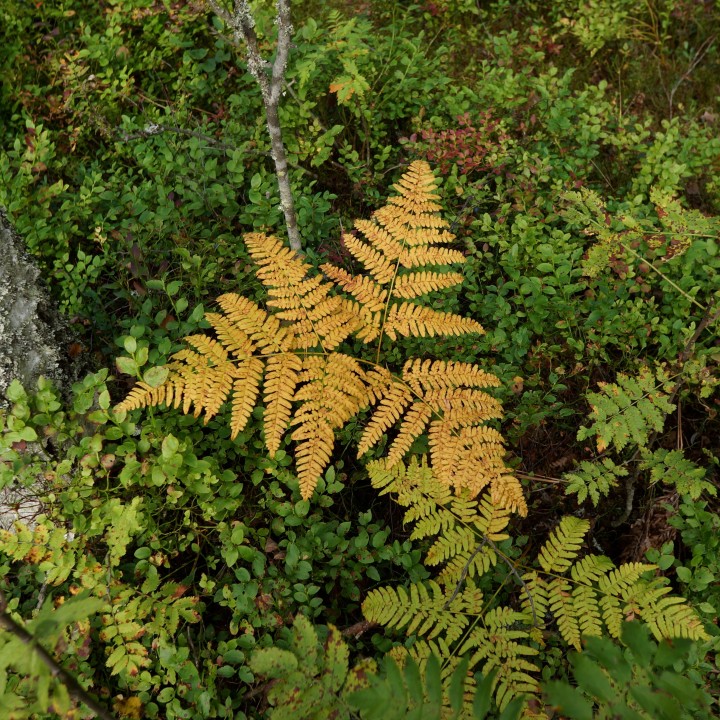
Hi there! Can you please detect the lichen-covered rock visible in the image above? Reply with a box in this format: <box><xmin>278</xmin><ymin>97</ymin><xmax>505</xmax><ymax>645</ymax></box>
<box><xmin>0</xmin><ymin>207</ymin><xmax>67</xmax><ymax>406</ymax></box>
<box><xmin>0</xmin><ymin>208</ymin><xmax>69</xmax><ymax>528</ymax></box>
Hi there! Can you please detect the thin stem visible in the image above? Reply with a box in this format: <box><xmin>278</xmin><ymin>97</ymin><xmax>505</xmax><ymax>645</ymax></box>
<box><xmin>0</xmin><ymin>590</ymin><xmax>116</xmax><ymax>720</ymax></box>
<box><xmin>621</xmin><ymin>242</ymin><xmax>707</xmax><ymax>311</ymax></box>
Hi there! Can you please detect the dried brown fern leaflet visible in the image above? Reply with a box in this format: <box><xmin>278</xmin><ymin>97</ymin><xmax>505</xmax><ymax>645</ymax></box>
<box><xmin>117</xmin><ymin>162</ymin><xmax>523</xmax><ymax>511</ymax></box>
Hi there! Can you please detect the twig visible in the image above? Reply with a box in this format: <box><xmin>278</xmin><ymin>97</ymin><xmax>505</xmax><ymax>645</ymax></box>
<box><xmin>342</xmin><ymin>619</ymin><xmax>378</xmax><ymax>638</ymax></box>
<box><xmin>0</xmin><ymin>589</ymin><xmax>116</xmax><ymax>720</ymax></box>
<box><xmin>667</xmin><ymin>35</ymin><xmax>716</xmax><ymax>120</ymax></box>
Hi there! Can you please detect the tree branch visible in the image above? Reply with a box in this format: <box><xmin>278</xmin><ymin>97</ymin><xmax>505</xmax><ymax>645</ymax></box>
<box><xmin>0</xmin><ymin>589</ymin><xmax>116</xmax><ymax>720</ymax></box>
<box><xmin>208</xmin><ymin>0</ymin><xmax>302</xmax><ymax>252</ymax></box>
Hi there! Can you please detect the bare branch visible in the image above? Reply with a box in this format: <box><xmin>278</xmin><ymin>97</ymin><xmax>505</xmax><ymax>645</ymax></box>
<box><xmin>208</xmin><ymin>0</ymin><xmax>302</xmax><ymax>252</ymax></box>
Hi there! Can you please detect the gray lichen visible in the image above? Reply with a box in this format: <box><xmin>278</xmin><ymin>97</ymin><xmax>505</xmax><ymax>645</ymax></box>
<box><xmin>0</xmin><ymin>208</ymin><xmax>69</xmax><ymax>528</ymax></box>
<box><xmin>0</xmin><ymin>207</ymin><xmax>67</xmax><ymax>406</ymax></box>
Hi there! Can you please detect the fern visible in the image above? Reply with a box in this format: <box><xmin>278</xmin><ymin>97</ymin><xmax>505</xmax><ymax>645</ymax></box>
<box><xmin>562</xmin><ymin>187</ymin><xmax>717</xmax><ymax>278</ymax></box>
<box><xmin>563</xmin><ymin>458</ymin><xmax>629</xmax><ymax>506</ymax></box>
<box><xmin>638</xmin><ymin>448</ymin><xmax>716</xmax><ymax>500</ymax></box>
<box><xmin>117</xmin><ymin>162</ymin><xmax>516</xmax><ymax>504</ymax></box>
<box><xmin>577</xmin><ymin>366</ymin><xmax>676</xmax><ymax>453</ymax></box>
<box><xmin>363</xmin><ymin>462</ymin><xmax>708</xmax><ymax>716</ymax></box>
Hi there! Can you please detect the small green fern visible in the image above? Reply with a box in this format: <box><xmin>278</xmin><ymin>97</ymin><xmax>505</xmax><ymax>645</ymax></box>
<box><xmin>577</xmin><ymin>366</ymin><xmax>675</xmax><ymax>453</ymax></box>
<box><xmin>639</xmin><ymin>448</ymin><xmax>716</xmax><ymax>500</ymax></box>
<box><xmin>247</xmin><ymin>615</ymin><xmax>512</xmax><ymax>720</ymax></box>
<box><xmin>563</xmin><ymin>458</ymin><xmax>629</xmax><ymax>506</ymax></box>
<box><xmin>248</xmin><ymin>614</ymin><xmax>372</xmax><ymax>720</ymax></box>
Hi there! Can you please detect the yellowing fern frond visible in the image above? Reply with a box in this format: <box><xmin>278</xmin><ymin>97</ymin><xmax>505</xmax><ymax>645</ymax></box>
<box><xmin>392</xmin><ymin>271</ymin><xmax>465</xmax><ymax>299</ymax></box>
<box><xmin>291</xmin><ymin>354</ymin><xmax>368</xmax><ymax>498</ymax></box>
<box><xmin>322</xmin><ymin>161</ymin><xmax>484</xmax><ymax>346</ymax></box>
<box><xmin>384</xmin><ymin>303</ymin><xmax>484</xmax><ymax>340</ymax></box>
<box><xmin>117</xmin><ymin>164</ymin><xmax>509</xmax><ymax>506</ymax></box>
<box><xmin>263</xmin><ymin>354</ymin><xmax>302</xmax><ymax>455</ymax></box>
<box><xmin>356</xmin><ymin>379</ymin><xmax>413</xmax><ymax>458</ymax></box>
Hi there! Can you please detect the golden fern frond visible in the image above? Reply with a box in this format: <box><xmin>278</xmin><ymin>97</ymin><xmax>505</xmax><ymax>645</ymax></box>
<box><xmin>244</xmin><ymin>232</ymin><xmax>311</xmax><ymax>289</ymax></box>
<box><xmin>388</xmin><ymin>162</ymin><xmax>444</xmax><ymax>213</ymax></box>
<box><xmin>320</xmin><ymin>264</ymin><xmax>388</xmax><ymax>312</ymax></box>
<box><xmin>182</xmin><ymin>335</ymin><xmax>235</xmax><ymax>419</ymax></box>
<box><xmin>392</xmin><ymin>271</ymin><xmax>465</xmax><ymax>299</ymax></box>
<box><xmin>353</xmin><ymin>219</ymin><xmax>405</xmax><ymax>262</ymax></box>
<box><xmin>262</xmin><ymin>354</ymin><xmax>302</xmax><ymax>455</ymax></box>
<box><xmin>230</xmin><ymin>357</ymin><xmax>264</xmax><ymax>440</ymax></box>
<box><xmin>216</xmin><ymin>293</ymin><xmax>291</xmax><ymax>354</ymax></box>
<box><xmin>356</xmin><ymin>379</ymin><xmax>413</xmax><ymax>458</ymax></box>
<box><xmin>305</xmin><ymin>298</ymin><xmax>365</xmax><ymax>351</ymax></box>
<box><xmin>374</xmin><ymin>206</ymin><xmax>449</xmax><ymax>239</ymax></box>
<box><xmin>384</xmin><ymin>303</ymin><xmax>484</xmax><ymax>340</ymax></box>
<box><xmin>384</xmin><ymin>402</ymin><xmax>433</xmax><ymax>467</ymax></box>
<box><xmin>488</xmin><ymin>475</ymin><xmax>527</xmax><ymax>517</ymax></box>
<box><xmin>291</xmin><ymin>354</ymin><xmax>369</xmax><ymax>499</ymax></box>
<box><xmin>400</xmin><ymin>226</ymin><xmax>456</xmax><ymax>247</ymax></box>
<box><xmin>205</xmin><ymin>312</ymin><xmax>256</xmax><ymax>359</ymax></box>
<box><xmin>115</xmin><ymin>362</ymin><xmax>183</xmax><ymax>414</ymax></box>
<box><xmin>320</xmin><ymin>161</ymin><xmax>485</xmax><ymax>349</ymax></box>
<box><xmin>398</xmin><ymin>245</ymin><xmax>467</xmax><ymax>268</ymax></box>
<box><xmin>244</xmin><ymin>233</ymin><xmax>363</xmax><ymax>351</ymax></box>
<box><xmin>290</xmin><ymin>296</ymin><xmax>362</xmax><ymax>351</ymax></box>
<box><xmin>342</xmin><ymin>233</ymin><xmax>396</xmax><ymax>284</ymax></box>
<box><xmin>403</xmin><ymin>359</ymin><xmax>501</xmax><ymax>393</ymax></box>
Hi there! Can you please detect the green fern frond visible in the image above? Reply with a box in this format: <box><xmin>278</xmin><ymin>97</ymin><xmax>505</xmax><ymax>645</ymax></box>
<box><xmin>577</xmin><ymin>366</ymin><xmax>676</xmax><ymax>453</ymax></box>
<box><xmin>639</xmin><ymin>448</ymin><xmax>716</xmax><ymax>500</ymax></box>
<box><xmin>362</xmin><ymin>581</ymin><xmax>469</xmax><ymax>643</ymax></box>
<box><xmin>563</xmin><ymin>458</ymin><xmax>629</xmax><ymax>506</ymax></box>
<box><xmin>460</xmin><ymin>610</ymin><xmax>540</xmax><ymax>711</ymax></box>
<box><xmin>537</xmin><ymin>516</ymin><xmax>589</xmax><ymax>574</ymax></box>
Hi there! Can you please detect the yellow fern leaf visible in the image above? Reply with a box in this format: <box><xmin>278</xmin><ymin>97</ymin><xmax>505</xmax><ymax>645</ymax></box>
<box><xmin>401</xmin><ymin>226</ymin><xmax>456</xmax><ymax>247</ymax></box>
<box><xmin>291</xmin><ymin>354</ymin><xmax>369</xmax><ymax>498</ymax></box>
<box><xmin>263</xmin><ymin>354</ymin><xmax>302</xmax><ymax>455</ymax></box>
<box><xmin>399</xmin><ymin>245</ymin><xmax>467</xmax><ymax>268</ymax></box>
<box><xmin>230</xmin><ymin>357</ymin><xmax>264</xmax><ymax>440</ymax></box>
<box><xmin>385</xmin><ymin>402</ymin><xmax>433</xmax><ymax>467</ymax></box>
<box><xmin>342</xmin><ymin>233</ymin><xmax>396</xmax><ymax>284</ymax></box>
<box><xmin>205</xmin><ymin>312</ymin><xmax>256</xmax><ymax>359</ymax></box>
<box><xmin>357</xmin><ymin>380</ymin><xmax>413</xmax><ymax>458</ymax></box>
<box><xmin>244</xmin><ymin>232</ymin><xmax>310</xmax><ymax>288</ymax></box>
<box><xmin>384</xmin><ymin>303</ymin><xmax>484</xmax><ymax>340</ymax></box>
<box><xmin>392</xmin><ymin>271</ymin><xmax>465</xmax><ymax>299</ymax></box>
<box><xmin>169</xmin><ymin>337</ymin><xmax>235</xmax><ymax>422</ymax></box>
<box><xmin>320</xmin><ymin>264</ymin><xmax>388</xmax><ymax>312</ymax></box>
<box><xmin>403</xmin><ymin>360</ymin><xmax>499</xmax><ymax>392</ymax></box>
<box><xmin>353</xmin><ymin>219</ymin><xmax>406</xmax><ymax>263</ymax></box>
<box><xmin>216</xmin><ymin>294</ymin><xmax>291</xmax><ymax>354</ymax></box>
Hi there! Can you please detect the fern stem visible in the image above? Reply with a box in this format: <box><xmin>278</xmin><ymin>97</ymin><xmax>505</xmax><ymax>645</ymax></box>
<box><xmin>620</xmin><ymin>242</ymin><xmax>706</xmax><ymax>311</ymax></box>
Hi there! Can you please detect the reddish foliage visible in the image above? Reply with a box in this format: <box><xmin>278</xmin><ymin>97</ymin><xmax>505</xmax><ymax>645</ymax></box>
<box><xmin>408</xmin><ymin>112</ymin><xmax>509</xmax><ymax>176</ymax></box>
